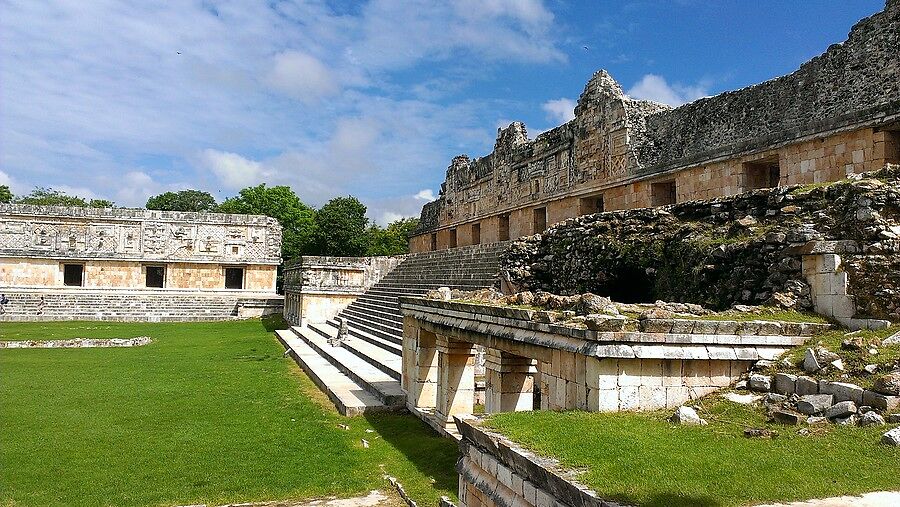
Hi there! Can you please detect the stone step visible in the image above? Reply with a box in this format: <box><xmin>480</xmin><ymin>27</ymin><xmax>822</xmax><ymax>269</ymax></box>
<box><xmin>327</xmin><ymin>318</ymin><xmax>403</xmax><ymax>355</ymax></box>
<box><xmin>338</xmin><ymin>314</ymin><xmax>402</xmax><ymax>344</ymax></box>
<box><xmin>339</xmin><ymin>311</ymin><xmax>403</xmax><ymax>340</ymax></box>
<box><xmin>290</xmin><ymin>326</ymin><xmax>405</xmax><ymax>407</ymax></box>
<box><xmin>310</xmin><ymin>322</ymin><xmax>401</xmax><ymax>380</ymax></box>
<box><xmin>275</xmin><ymin>329</ymin><xmax>388</xmax><ymax>416</ymax></box>
<box><xmin>351</xmin><ymin>298</ymin><xmax>401</xmax><ymax>315</ymax></box>
<box><xmin>341</xmin><ymin>306</ymin><xmax>402</xmax><ymax>328</ymax></box>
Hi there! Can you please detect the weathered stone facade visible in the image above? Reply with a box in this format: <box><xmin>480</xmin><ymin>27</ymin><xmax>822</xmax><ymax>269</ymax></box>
<box><xmin>501</xmin><ymin>166</ymin><xmax>900</xmax><ymax>327</ymax></box>
<box><xmin>0</xmin><ymin>204</ymin><xmax>282</xmax><ymax>320</ymax></box>
<box><xmin>0</xmin><ymin>204</ymin><xmax>281</xmax><ymax>291</ymax></box>
<box><xmin>411</xmin><ymin>0</ymin><xmax>900</xmax><ymax>252</ymax></box>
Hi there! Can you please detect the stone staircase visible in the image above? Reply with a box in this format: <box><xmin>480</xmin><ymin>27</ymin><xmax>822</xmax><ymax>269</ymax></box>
<box><xmin>0</xmin><ymin>290</ymin><xmax>283</xmax><ymax>321</ymax></box>
<box><xmin>277</xmin><ymin>242</ymin><xmax>506</xmax><ymax>416</ymax></box>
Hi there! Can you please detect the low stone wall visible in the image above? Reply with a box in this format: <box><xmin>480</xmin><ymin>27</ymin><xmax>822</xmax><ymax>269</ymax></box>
<box><xmin>502</xmin><ymin>166</ymin><xmax>900</xmax><ymax>326</ymax></box>
<box><xmin>400</xmin><ymin>297</ymin><xmax>820</xmax><ymax>433</ymax></box>
<box><xmin>282</xmin><ymin>255</ymin><xmax>404</xmax><ymax>325</ymax></box>
<box><xmin>0</xmin><ymin>337</ymin><xmax>152</xmax><ymax>348</ymax></box>
<box><xmin>455</xmin><ymin>418</ymin><xmax>624</xmax><ymax>507</ymax></box>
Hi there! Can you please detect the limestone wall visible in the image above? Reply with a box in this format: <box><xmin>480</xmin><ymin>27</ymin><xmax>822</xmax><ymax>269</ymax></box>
<box><xmin>282</xmin><ymin>255</ymin><xmax>404</xmax><ymax>324</ymax></box>
<box><xmin>410</xmin><ymin>1</ymin><xmax>900</xmax><ymax>251</ymax></box>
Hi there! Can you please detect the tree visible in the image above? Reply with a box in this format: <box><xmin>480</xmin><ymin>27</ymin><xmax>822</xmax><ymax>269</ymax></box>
<box><xmin>367</xmin><ymin>217</ymin><xmax>419</xmax><ymax>256</ymax></box>
<box><xmin>218</xmin><ymin>184</ymin><xmax>316</xmax><ymax>260</ymax></box>
<box><xmin>0</xmin><ymin>185</ymin><xmax>11</xmax><ymax>203</ymax></box>
<box><xmin>14</xmin><ymin>187</ymin><xmax>114</xmax><ymax>208</ymax></box>
<box><xmin>314</xmin><ymin>196</ymin><xmax>370</xmax><ymax>257</ymax></box>
<box><xmin>146</xmin><ymin>189</ymin><xmax>217</xmax><ymax>212</ymax></box>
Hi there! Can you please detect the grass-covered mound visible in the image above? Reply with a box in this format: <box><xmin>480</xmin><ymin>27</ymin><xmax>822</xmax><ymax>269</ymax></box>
<box><xmin>484</xmin><ymin>399</ymin><xmax>900</xmax><ymax>507</ymax></box>
<box><xmin>0</xmin><ymin>320</ymin><xmax>458</xmax><ymax>507</ymax></box>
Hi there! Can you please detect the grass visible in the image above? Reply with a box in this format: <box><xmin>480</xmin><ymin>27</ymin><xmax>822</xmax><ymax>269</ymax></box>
<box><xmin>484</xmin><ymin>397</ymin><xmax>900</xmax><ymax>507</ymax></box>
<box><xmin>696</xmin><ymin>307</ymin><xmax>831</xmax><ymax>324</ymax></box>
<box><xmin>0</xmin><ymin>319</ymin><xmax>459</xmax><ymax>507</ymax></box>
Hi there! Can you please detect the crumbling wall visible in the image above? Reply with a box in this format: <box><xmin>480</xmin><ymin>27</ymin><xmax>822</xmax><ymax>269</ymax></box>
<box><xmin>501</xmin><ymin>166</ymin><xmax>900</xmax><ymax>320</ymax></box>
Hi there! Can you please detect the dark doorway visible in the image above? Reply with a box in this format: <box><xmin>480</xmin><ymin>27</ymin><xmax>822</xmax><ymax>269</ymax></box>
<box><xmin>651</xmin><ymin>181</ymin><xmax>677</xmax><ymax>207</ymax></box>
<box><xmin>448</xmin><ymin>229</ymin><xmax>457</xmax><ymax>248</ymax></box>
<box><xmin>225</xmin><ymin>267</ymin><xmax>244</xmax><ymax>289</ymax></box>
<box><xmin>579</xmin><ymin>194</ymin><xmax>605</xmax><ymax>215</ymax></box>
<box><xmin>430</xmin><ymin>233</ymin><xmax>437</xmax><ymax>251</ymax></box>
<box><xmin>63</xmin><ymin>264</ymin><xmax>83</xmax><ymax>287</ymax></box>
<box><xmin>743</xmin><ymin>156</ymin><xmax>781</xmax><ymax>190</ymax></box>
<box><xmin>533</xmin><ymin>207</ymin><xmax>547</xmax><ymax>233</ymax></box>
<box><xmin>601</xmin><ymin>265</ymin><xmax>655</xmax><ymax>304</ymax></box>
<box><xmin>471</xmin><ymin>223</ymin><xmax>481</xmax><ymax>245</ymax></box>
<box><xmin>145</xmin><ymin>266</ymin><xmax>165</xmax><ymax>288</ymax></box>
<box><xmin>498</xmin><ymin>213</ymin><xmax>510</xmax><ymax>241</ymax></box>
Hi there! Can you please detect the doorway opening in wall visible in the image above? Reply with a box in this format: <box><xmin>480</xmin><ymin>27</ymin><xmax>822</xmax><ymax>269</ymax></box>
<box><xmin>650</xmin><ymin>180</ymin><xmax>677</xmax><ymax>207</ymax></box>
<box><xmin>533</xmin><ymin>207</ymin><xmax>547</xmax><ymax>233</ymax></box>
<box><xmin>886</xmin><ymin>129</ymin><xmax>900</xmax><ymax>164</ymax></box>
<box><xmin>498</xmin><ymin>213</ymin><xmax>510</xmax><ymax>241</ymax></box>
<box><xmin>602</xmin><ymin>265</ymin><xmax>655</xmax><ymax>304</ymax></box>
<box><xmin>225</xmin><ymin>267</ymin><xmax>244</xmax><ymax>289</ymax></box>
<box><xmin>471</xmin><ymin>223</ymin><xmax>481</xmax><ymax>245</ymax></box>
<box><xmin>743</xmin><ymin>155</ymin><xmax>781</xmax><ymax>191</ymax></box>
<box><xmin>63</xmin><ymin>264</ymin><xmax>84</xmax><ymax>287</ymax></box>
<box><xmin>448</xmin><ymin>229</ymin><xmax>458</xmax><ymax>248</ymax></box>
<box><xmin>430</xmin><ymin>233</ymin><xmax>437</xmax><ymax>251</ymax></box>
<box><xmin>578</xmin><ymin>193</ymin><xmax>605</xmax><ymax>216</ymax></box>
<box><xmin>145</xmin><ymin>266</ymin><xmax>165</xmax><ymax>288</ymax></box>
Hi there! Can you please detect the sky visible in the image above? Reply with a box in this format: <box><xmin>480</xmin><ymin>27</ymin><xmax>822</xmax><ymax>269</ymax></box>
<box><xmin>0</xmin><ymin>0</ymin><xmax>886</xmax><ymax>224</ymax></box>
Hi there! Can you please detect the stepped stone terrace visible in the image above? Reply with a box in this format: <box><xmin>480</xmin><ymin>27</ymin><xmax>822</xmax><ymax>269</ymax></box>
<box><xmin>409</xmin><ymin>0</ymin><xmax>900</xmax><ymax>253</ymax></box>
<box><xmin>0</xmin><ymin>203</ymin><xmax>283</xmax><ymax>321</ymax></box>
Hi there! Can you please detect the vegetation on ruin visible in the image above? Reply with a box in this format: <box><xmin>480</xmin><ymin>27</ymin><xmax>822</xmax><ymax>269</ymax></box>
<box><xmin>772</xmin><ymin>324</ymin><xmax>900</xmax><ymax>390</ymax></box>
<box><xmin>696</xmin><ymin>307</ymin><xmax>830</xmax><ymax>324</ymax></box>
<box><xmin>485</xmin><ymin>397</ymin><xmax>900</xmax><ymax>507</ymax></box>
<box><xmin>0</xmin><ymin>184</ymin><xmax>11</xmax><ymax>203</ymax></box>
<box><xmin>0</xmin><ymin>320</ymin><xmax>458</xmax><ymax>507</ymax></box>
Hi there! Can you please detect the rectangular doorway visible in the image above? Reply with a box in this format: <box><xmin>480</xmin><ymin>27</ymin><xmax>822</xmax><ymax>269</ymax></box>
<box><xmin>448</xmin><ymin>229</ymin><xmax>458</xmax><ymax>248</ymax></box>
<box><xmin>743</xmin><ymin>156</ymin><xmax>781</xmax><ymax>190</ymax></box>
<box><xmin>578</xmin><ymin>194</ymin><xmax>605</xmax><ymax>215</ymax></box>
<box><xmin>430</xmin><ymin>233</ymin><xmax>437</xmax><ymax>251</ymax></box>
<box><xmin>498</xmin><ymin>213</ymin><xmax>510</xmax><ymax>241</ymax></box>
<box><xmin>63</xmin><ymin>264</ymin><xmax>84</xmax><ymax>287</ymax></box>
<box><xmin>650</xmin><ymin>181</ymin><xmax>677</xmax><ymax>207</ymax></box>
<box><xmin>533</xmin><ymin>207</ymin><xmax>547</xmax><ymax>233</ymax></box>
<box><xmin>471</xmin><ymin>223</ymin><xmax>481</xmax><ymax>245</ymax></box>
<box><xmin>145</xmin><ymin>266</ymin><xmax>165</xmax><ymax>288</ymax></box>
<box><xmin>225</xmin><ymin>267</ymin><xmax>244</xmax><ymax>289</ymax></box>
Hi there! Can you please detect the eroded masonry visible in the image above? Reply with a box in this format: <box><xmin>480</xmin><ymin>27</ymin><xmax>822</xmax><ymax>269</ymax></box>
<box><xmin>410</xmin><ymin>0</ymin><xmax>900</xmax><ymax>252</ymax></box>
<box><xmin>0</xmin><ymin>204</ymin><xmax>283</xmax><ymax>320</ymax></box>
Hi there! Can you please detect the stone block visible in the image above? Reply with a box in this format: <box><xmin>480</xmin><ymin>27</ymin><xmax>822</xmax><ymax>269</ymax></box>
<box><xmin>666</xmin><ymin>386</ymin><xmax>692</xmax><ymax>408</ymax></box>
<box><xmin>821</xmin><ymin>381</ymin><xmax>864</xmax><ymax>405</ymax></box>
<box><xmin>619</xmin><ymin>386</ymin><xmax>639</xmax><ymax>411</ymax></box>
<box><xmin>774</xmin><ymin>373</ymin><xmax>798</xmax><ymax>395</ymax></box>
<box><xmin>523</xmin><ymin>480</ymin><xmax>536</xmax><ymax>505</ymax></box>
<box><xmin>639</xmin><ymin>358</ymin><xmax>664</xmax><ymax>386</ymax></box>
<box><xmin>497</xmin><ymin>463</ymin><xmax>513</xmax><ymax>489</ymax></box>
<box><xmin>617</xmin><ymin>360</ymin><xmax>642</xmax><ymax>386</ymax></box>
<box><xmin>796</xmin><ymin>376</ymin><xmax>819</xmax><ymax>395</ymax></box>
<box><xmin>797</xmin><ymin>394</ymin><xmax>834</xmax><ymax>415</ymax></box>
<box><xmin>638</xmin><ymin>385</ymin><xmax>667</xmax><ymax>410</ymax></box>
<box><xmin>862</xmin><ymin>390</ymin><xmax>900</xmax><ymax>412</ymax></box>
<box><xmin>661</xmin><ymin>360</ymin><xmax>685</xmax><ymax>386</ymax></box>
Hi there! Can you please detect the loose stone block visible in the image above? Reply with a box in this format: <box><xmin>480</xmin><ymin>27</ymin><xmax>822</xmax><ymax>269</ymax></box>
<box><xmin>797</xmin><ymin>394</ymin><xmax>834</xmax><ymax>415</ymax></box>
<box><xmin>862</xmin><ymin>390</ymin><xmax>900</xmax><ymax>412</ymax></box>
<box><xmin>796</xmin><ymin>376</ymin><xmax>819</xmax><ymax>395</ymax></box>
<box><xmin>774</xmin><ymin>373</ymin><xmax>798</xmax><ymax>395</ymax></box>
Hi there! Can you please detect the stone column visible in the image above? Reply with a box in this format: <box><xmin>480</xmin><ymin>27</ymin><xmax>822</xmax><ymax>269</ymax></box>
<box><xmin>484</xmin><ymin>349</ymin><xmax>537</xmax><ymax>413</ymax></box>
<box><xmin>410</xmin><ymin>328</ymin><xmax>439</xmax><ymax>410</ymax></box>
<box><xmin>435</xmin><ymin>335</ymin><xmax>477</xmax><ymax>429</ymax></box>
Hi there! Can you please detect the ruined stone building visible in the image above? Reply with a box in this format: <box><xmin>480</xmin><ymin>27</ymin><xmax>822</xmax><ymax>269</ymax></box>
<box><xmin>410</xmin><ymin>0</ymin><xmax>900</xmax><ymax>252</ymax></box>
<box><xmin>0</xmin><ymin>204</ymin><xmax>283</xmax><ymax>320</ymax></box>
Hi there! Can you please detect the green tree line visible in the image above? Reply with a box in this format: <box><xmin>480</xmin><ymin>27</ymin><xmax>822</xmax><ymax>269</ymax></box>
<box><xmin>0</xmin><ymin>184</ymin><xmax>417</xmax><ymax>258</ymax></box>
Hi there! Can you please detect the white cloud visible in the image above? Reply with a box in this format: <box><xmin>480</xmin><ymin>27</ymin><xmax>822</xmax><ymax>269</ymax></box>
<box><xmin>541</xmin><ymin>98</ymin><xmax>576</xmax><ymax>124</ymax></box>
<box><xmin>415</xmin><ymin>189</ymin><xmax>436</xmax><ymax>201</ymax></box>
<box><xmin>626</xmin><ymin>74</ymin><xmax>710</xmax><ymax>106</ymax></box>
<box><xmin>266</xmin><ymin>51</ymin><xmax>338</xmax><ymax>102</ymax></box>
<box><xmin>197</xmin><ymin>149</ymin><xmax>265</xmax><ymax>190</ymax></box>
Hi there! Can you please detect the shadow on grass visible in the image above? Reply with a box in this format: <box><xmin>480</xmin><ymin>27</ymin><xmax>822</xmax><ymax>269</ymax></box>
<box><xmin>364</xmin><ymin>411</ymin><xmax>460</xmax><ymax>496</ymax></box>
<box><xmin>641</xmin><ymin>493</ymin><xmax>722</xmax><ymax>507</ymax></box>
<box><xmin>260</xmin><ymin>313</ymin><xmax>288</xmax><ymax>332</ymax></box>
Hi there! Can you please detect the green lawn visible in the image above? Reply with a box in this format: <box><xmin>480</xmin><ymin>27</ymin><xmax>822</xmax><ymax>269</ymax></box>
<box><xmin>484</xmin><ymin>400</ymin><xmax>900</xmax><ymax>507</ymax></box>
<box><xmin>0</xmin><ymin>319</ymin><xmax>458</xmax><ymax>507</ymax></box>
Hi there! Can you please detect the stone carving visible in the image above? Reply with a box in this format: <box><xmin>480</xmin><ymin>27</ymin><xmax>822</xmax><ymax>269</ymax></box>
<box><xmin>0</xmin><ymin>204</ymin><xmax>282</xmax><ymax>264</ymax></box>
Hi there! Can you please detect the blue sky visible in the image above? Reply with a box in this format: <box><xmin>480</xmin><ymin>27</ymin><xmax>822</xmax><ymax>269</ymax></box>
<box><xmin>0</xmin><ymin>0</ymin><xmax>885</xmax><ymax>224</ymax></box>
